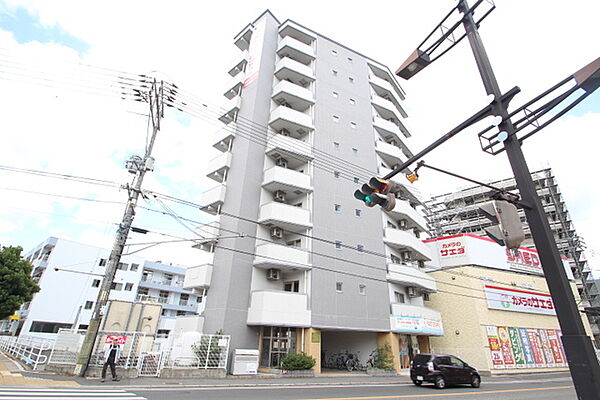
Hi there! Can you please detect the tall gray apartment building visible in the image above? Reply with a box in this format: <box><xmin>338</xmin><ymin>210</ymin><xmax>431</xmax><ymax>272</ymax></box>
<box><xmin>424</xmin><ymin>168</ymin><xmax>598</xmax><ymax>345</ymax></box>
<box><xmin>184</xmin><ymin>11</ymin><xmax>443</xmax><ymax>372</ymax></box>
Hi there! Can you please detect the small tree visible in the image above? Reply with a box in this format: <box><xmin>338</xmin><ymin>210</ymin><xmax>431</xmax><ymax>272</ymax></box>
<box><xmin>281</xmin><ymin>353</ymin><xmax>316</xmax><ymax>370</ymax></box>
<box><xmin>191</xmin><ymin>329</ymin><xmax>225</xmax><ymax>367</ymax></box>
<box><xmin>0</xmin><ymin>246</ymin><xmax>39</xmax><ymax>320</ymax></box>
<box><xmin>373</xmin><ymin>344</ymin><xmax>394</xmax><ymax>371</ymax></box>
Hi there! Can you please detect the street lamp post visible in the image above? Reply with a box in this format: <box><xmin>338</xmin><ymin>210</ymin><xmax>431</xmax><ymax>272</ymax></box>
<box><xmin>395</xmin><ymin>1</ymin><xmax>600</xmax><ymax>398</ymax></box>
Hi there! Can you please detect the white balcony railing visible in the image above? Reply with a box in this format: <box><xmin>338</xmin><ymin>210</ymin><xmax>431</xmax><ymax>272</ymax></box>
<box><xmin>258</xmin><ymin>202</ymin><xmax>312</xmax><ymax>230</ymax></box>
<box><xmin>269</xmin><ymin>106</ymin><xmax>314</xmax><ymax>138</ymax></box>
<box><xmin>274</xmin><ymin>57</ymin><xmax>315</xmax><ymax>86</ymax></box>
<box><xmin>384</xmin><ymin>227</ymin><xmax>432</xmax><ymax>261</ymax></box>
<box><xmin>371</xmin><ymin>94</ymin><xmax>405</xmax><ymax>122</ymax></box>
<box><xmin>218</xmin><ymin>97</ymin><xmax>241</xmax><ymax>125</ymax></box>
<box><xmin>212</xmin><ymin>127</ymin><xmax>235</xmax><ymax>153</ymax></box>
<box><xmin>247</xmin><ymin>290</ymin><xmax>310</xmax><ymax>327</ymax></box>
<box><xmin>387</xmin><ymin>199</ymin><xmax>428</xmax><ymax>232</ymax></box>
<box><xmin>375</xmin><ymin>140</ymin><xmax>408</xmax><ymax>166</ymax></box>
<box><xmin>262</xmin><ymin>166</ymin><xmax>312</xmax><ymax>194</ymax></box>
<box><xmin>206</xmin><ymin>151</ymin><xmax>232</xmax><ymax>183</ymax></box>
<box><xmin>276</xmin><ymin>36</ymin><xmax>315</xmax><ymax>65</ymax></box>
<box><xmin>228</xmin><ymin>50</ymin><xmax>248</xmax><ymax>77</ymax></box>
<box><xmin>223</xmin><ymin>73</ymin><xmax>244</xmax><ymax>100</ymax></box>
<box><xmin>183</xmin><ymin>263</ymin><xmax>213</xmax><ymax>289</ymax></box>
<box><xmin>266</xmin><ymin>133</ymin><xmax>314</xmax><ymax>161</ymax></box>
<box><xmin>373</xmin><ymin>116</ymin><xmax>403</xmax><ymax>143</ymax></box>
<box><xmin>254</xmin><ymin>243</ymin><xmax>311</xmax><ymax>271</ymax></box>
<box><xmin>387</xmin><ymin>263</ymin><xmax>436</xmax><ymax>292</ymax></box>
<box><xmin>390</xmin><ymin>303</ymin><xmax>443</xmax><ymax>336</ymax></box>
<box><xmin>272</xmin><ymin>80</ymin><xmax>315</xmax><ymax>112</ymax></box>
<box><xmin>199</xmin><ymin>185</ymin><xmax>226</xmax><ymax>215</ymax></box>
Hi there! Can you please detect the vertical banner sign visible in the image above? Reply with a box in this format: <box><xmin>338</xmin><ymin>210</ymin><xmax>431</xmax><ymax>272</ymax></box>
<box><xmin>498</xmin><ymin>327</ymin><xmax>516</xmax><ymax>368</ymax></box>
<box><xmin>243</xmin><ymin>20</ymin><xmax>266</xmax><ymax>88</ymax></box>
<box><xmin>538</xmin><ymin>329</ymin><xmax>555</xmax><ymax>367</ymax></box>
<box><xmin>547</xmin><ymin>329</ymin><xmax>565</xmax><ymax>366</ymax></box>
<box><xmin>485</xmin><ymin>326</ymin><xmax>505</xmax><ymax>369</ymax></box>
<box><xmin>508</xmin><ymin>327</ymin><xmax>526</xmax><ymax>368</ymax></box>
<box><xmin>527</xmin><ymin>329</ymin><xmax>546</xmax><ymax>367</ymax></box>
<box><xmin>518</xmin><ymin>328</ymin><xmax>535</xmax><ymax>367</ymax></box>
<box><xmin>556</xmin><ymin>330</ymin><xmax>568</xmax><ymax>367</ymax></box>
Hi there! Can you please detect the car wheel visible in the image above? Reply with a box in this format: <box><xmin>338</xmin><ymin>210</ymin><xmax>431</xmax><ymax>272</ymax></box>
<box><xmin>412</xmin><ymin>380</ymin><xmax>423</xmax><ymax>386</ymax></box>
<box><xmin>470</xmin><ymin>375</ymin><xmax>481</xmax><ymax>388</ymax></box>
<box><xmin>434</xmin><ymin>375</ymin><xmax>446</xmax><ymax>389</ymax></box>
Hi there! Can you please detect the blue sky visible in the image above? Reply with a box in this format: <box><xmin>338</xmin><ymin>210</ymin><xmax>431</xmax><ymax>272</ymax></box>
<box><xmin>0</xmin><ymin>4</ymin><xmax>89</xmax><ymax>54</ymax></box>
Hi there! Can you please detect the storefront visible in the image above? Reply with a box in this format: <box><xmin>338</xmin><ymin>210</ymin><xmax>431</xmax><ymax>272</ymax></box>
<box><xmin>424</xmin><ymin>234</ymin><xmax>593</xmax><ymax>374</ymax></box>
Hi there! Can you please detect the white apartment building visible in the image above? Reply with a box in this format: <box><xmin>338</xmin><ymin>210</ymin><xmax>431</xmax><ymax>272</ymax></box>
<box><xmin>0</xmin><ymin>237</ymin><xmax>199</xmax><ymax>340</ymax></box>
<box><xmin>186</xmin><ymin>10</ymin><xmax>442</xmax><ymax>373</ymax></box>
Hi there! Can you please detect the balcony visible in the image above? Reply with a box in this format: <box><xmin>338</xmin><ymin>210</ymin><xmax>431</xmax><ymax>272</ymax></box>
<box><xmin>258</xmin><ymin>202</ymin><xmax>312</xmax><ymax>230</ymax></box>
<box><xmin>234</xmin><ymin>24</ymin><xmax>252</xmax><ymax>51</ymax></box>
<box><xmin>272</xmin><ymin>80</ymin><xmax>314</xmax><ymax>112</ymax></box>
<box><xmin>276</xmin><ymin>36</ymin><xmax>315</xmax><ymax>65</ymax></box>
<box><xmin>199</xmin><ymin>185</ymin><xmax>226</xmax><ymax>215</ymax></box>
<box><xmin>390</xmin><ymin>303</ymin><xmax>443</xmax><ymax>336</ymax></box>
<box><xmin>279</xmin><ymin>22</ymin><xmax>316</xmax><ymax>46</ymax></box>
<box><xmin>375</xmin><ymin>140</ymin><xmax>407</xmax><ymax>167</ymax></box>
<box><xmin>266</xmin><ymin>133</ymin><xmax>313</xmax><ymax>164</ymax></box>
<box><xmin>183</xmin><ymin>263</ymin><xmax>213</xmax><ymax>289</ymax></box>
<box><xmin>371</xmin><ymin>94</ymin><xmax>406</xmax><ymax>124</ymax></box>
<box><xmin>218</xmin><ymin>97</ymin><xmax>241</xmax><ymax>125</ymax></box>
<box><xmin>384</xmin><ymin>227</ymin><xmax>432</xmax><ymax>261</ymax></box>
<box><xmin>387</xmin><ymin>200</ymin><xmax>428</xmax><ymax>232</ymax></box>
<box><xmin>262</xmin><ymin>166</ymin><xmax>312</xmax><ymax>194</ymax></box>
<box><xmin>228</xmin><ymin>50</ymin><xmax>248</xmax><ymax>77</ymax></box>
<box><xmin>206</xmin><ymin>152</ymin><xmax>232</xmax><ymax>183</ymax></box>
<box><xmin>223</xmin><ymin>73</ymin><xmax>244</xmax><ymax>100</ymax></box>
<box><xmin>373</xmin><ymin>116</ymin><xmax>402</xmax><ymax>143</ymax></box>
<box><xmin>254</xmin><ymin>243</ymin><xmax>311</xmax><ymax>271</ymax></box>
<box><xmin>269</xmin><ymin>106</ymin><xmax>314</xmax><ymax>138</ymax></box>
<box><xmin>247</xmin><ymin>290</ymin><xmax>310</xmax><ymax>327</ymax></box>
<box><xmin>274</xmin><ymin>57</ymin><xmax>315</xmax><ymax>87</ymax></box>
<box><xmin>379</xmin><ymin>167</ymin><xmax>423</xmax><ymax>204</ymax></box>
<box><xmin>387</xmin><ymin>263</ymin><xmax>436</xmax><ymax>292</ymax></box>
<box><xmin>213</xmin><ymin>128</ymin><xmax>235</xmax><ymax>153</ymax></box>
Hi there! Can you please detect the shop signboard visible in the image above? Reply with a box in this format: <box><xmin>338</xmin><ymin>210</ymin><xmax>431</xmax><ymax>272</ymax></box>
<box><xmin>485</xmin><ymin>326</ymin><xmax>504</xmax><ymax>369</ymax></box>
<box><xmin>484</xmin><ymin>285</ymin><xmax>555</xmax><ymax>315</ymax></box>
<box><xmin>392</xmin><ymin>315</ymin><xmax>443</xmax><ymax>335</ymax></box>
<box><xmin>486</xmin><ymin>325</ymin><xmax>565</xmax><ymax>370</ymax></box>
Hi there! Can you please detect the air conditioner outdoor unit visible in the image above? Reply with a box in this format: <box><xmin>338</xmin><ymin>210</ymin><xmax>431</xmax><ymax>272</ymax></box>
<box><xmin>267</xmin><ymin>268</ymin><xmax>281</xmax><ymax>280</ymax></box>
<box><xmin>270</xmin><ymin>227</ymin><xmax>284</xmax><ymax>239</ymax></box>
<box><xmin>401</xmin><ymin>251</ymin><xmax>411</xmax><ymax>262</ymax></box>
<box><xmin>280</xmin><ymin>128</ymin><xmax>290</xmax><ymax>136</ymax></box>
<box><xmin>407</xmin><ymin>287</ymin><xmax>419</xmax><ymax>298</ymax></box>
<box><xmin>276</xmin><ymin>157</ymin><xmax>288</xmax><ymax>168</ymax></box>
<box><xmin>274</xmin><ymin>190</ymin><xmax>286</xmax><ymax>202</ymax></box>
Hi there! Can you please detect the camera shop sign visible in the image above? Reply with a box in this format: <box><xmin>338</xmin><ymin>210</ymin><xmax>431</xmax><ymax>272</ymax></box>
<box><xmin>505</xmin><ymin>248</ymin><xmax>543</xmax><ymax>275</ymax></box>
<box><xmin>484</xmin><ymin>285</ymin><xmax>555</xmax><ymax>315</ymax></box>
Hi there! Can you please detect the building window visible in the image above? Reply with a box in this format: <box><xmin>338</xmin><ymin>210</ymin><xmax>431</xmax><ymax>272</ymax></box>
<box><xmin>334</xmin><ymin>142</ymin><xmax>340</xmax><ymax>149</ymax></box>
<box><xmin>84</xmin><ymin>301</ymin><xmax>93</xmax><ymax>310</ymax></box>
<box><xmin>286</xmin><ymin>239</ymin><xmax>301</xmax><ymax>247</ymax></box>
<box><xmin>284</xmin><ymin>280</ymin><xmax>300</xmax><ymax>292</ymax></box>
<box><xmin>176</xmin><ymin>311</ymin><xmax>186</xmax><ymax>316</ymax></box>
<box><xmin>335</xmin><ymin>241</ymin><xmax>342</xmax><ymax>249</ymax></box>
<box><xmin>391</xmin><ymin>254</ymin><xmax>401</xmax><ymax>264</ymax></box>
<box><xmin>91</xmin><ymin>279</ymin><xmax>100</xmax><ymax>288</ymax></box>
<box><xmin>332</xmin><ymin>69</ymin><xmax>338</xmax><ymax>76</ymax></box>
<box><xmin>137</xmin><ymin>287</ymin><xmax>149</xmax><ymax>296</ymax></box>
<box><xmin>394</xmin><ymin>291</ymin><xmax>405</xmax><ymax>303</ymax></box>
<box><xmin>334</xmin><ymin>171</ymin><xmax>340</xmax><ymax>178</ymax></box>
<box><xmin>357</xmin><ymin>244</ymin><xmax>364</xmax><ymax>252</ymax></box>
<box><xmin>159</xmin><ymin>291</ymin><xmax>169</xmax><ymax>303</ymax></box>
<box><xmin>423</xmin><ymin>292</ymin><xmax>431</xmax><ymax>301</ymax></box>
<box><xmin>180</xmin><ymin>293</ymin><xmax>190</xmax><ymax>306</ymax></box>
<box><xmin>99</xmin><ymin>258</ymin><xmax>107</xmax><ymax>267</ymax></box>
<box><xmin>350</xmin><ymin>121</ymin><xmax>357</xmax><ymax>129</ymax></box>
<box><xmin>332</xmin><ymin>91</ymin><xmax>338</xmax><ymax>98</ymax></box>
<box><xmin>110</xmin><ymin>283</ymin><xmax>123</xmax><ymax>291</ymax></box>
<box><xmin>348</xmin><ymin>76</ymin><xmax>354</xmax><ymax>83</ymax></box>
<box><xmin>354</xmin><ymin>177</ymin><xmax>359</xmax><ymax>183</ymax></box>
<box><xmin>355</xmin><ymin>209</ymin><xmax>361</xmax><ymax>217</ymax></box>
<box><xmin>352</xmin><ymin>148</ymin><xmax>358</xmax><ymax>155</ymax></box>
<box><xmin>359</xmin><ymin>284</ymin><xmax>366</xmax><ymax>295</ymax></box>
<box><xmin>117</xmin><ymin>262</ymin><xmax>127</xmax><ymax>270</ymax></box>
<box><xmin>30</xmin><ymin>321</ymin><xmax>72</xmax><ymax>333</ymax></box>
<box><xmin>334</xmin><ymin>204</ymin><xmax>342</xmax><ymax>212</ymax></box>
<box><xmin>336</xmin><ymin>282</ymin><xmax>343</xmax><ymax>292</ymax></box>
<box><xmin>124</xmin><ymin>283</ymin><xmax>133</xmax><ymax>291</ymax></box>
<box><xmin>332</xmin><ymin>115</ymin><xmax>339</xmax><ymax>123</ymax></box>
<box><xmin>349</xmin><ymin>98</ymin><xmax>356</xmax><ymax>105</ymax></box>
<box><xmin>130</xmin><ymin>263</ymin><xmax>139</xmax><ymax>271</ymax></box>
<box><xmin>331</xmin><ymin>49</ymin><xmax>338</xmax><ymax>56</ymax></box>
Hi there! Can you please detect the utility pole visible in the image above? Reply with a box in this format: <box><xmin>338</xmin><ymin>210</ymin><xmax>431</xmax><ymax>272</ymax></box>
<box><xmin>457</xmin><ymin>1</ymin><xmax>600</xmax><ymax>398</ymax></box>
<box><xmin>74</xmin><ymin>79</ymin><xmax>165</xmax><ymax>377</ymax></box>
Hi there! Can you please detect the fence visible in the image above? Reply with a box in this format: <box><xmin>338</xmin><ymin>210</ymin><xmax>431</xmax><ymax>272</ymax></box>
<box><xmin>0</xmin><ymin>335</ymin><xmax>54</xmax><ymax>370</ymax></box>
<box><xmin>164</xmin><ymin>333</ymin><xmax>230</xmax><ymax>370</ymax></box>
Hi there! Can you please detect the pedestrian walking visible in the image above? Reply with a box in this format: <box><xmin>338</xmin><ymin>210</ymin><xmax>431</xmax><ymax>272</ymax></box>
<box><xmin>101</xmin><ymin>339</ymin><xmax>122</xmax><ymax>382</ymax></box>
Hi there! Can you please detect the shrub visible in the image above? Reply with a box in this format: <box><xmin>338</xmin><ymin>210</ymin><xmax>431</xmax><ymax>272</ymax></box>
<box><xmin>373</xmin><ymin>344</ymin><xmax>394</xmax><ymax>371</ymax></box>
<box><xmin>281</xmin><ymin>353</ymin><xmax>316</xmax><ymax>370</ymax></box>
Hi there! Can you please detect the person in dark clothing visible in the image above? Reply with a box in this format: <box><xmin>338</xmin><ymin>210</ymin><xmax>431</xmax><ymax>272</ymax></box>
<box><xmin>101</xmin><ymin>339</ymin><xmax>122</xmax><ymax>382</ymax></box>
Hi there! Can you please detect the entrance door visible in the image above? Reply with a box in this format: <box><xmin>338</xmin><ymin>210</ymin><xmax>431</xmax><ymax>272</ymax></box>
<box><xmin>260</xmin><ymin>326</ymin><xmax>297</xmax><ymax>368</ymax></box>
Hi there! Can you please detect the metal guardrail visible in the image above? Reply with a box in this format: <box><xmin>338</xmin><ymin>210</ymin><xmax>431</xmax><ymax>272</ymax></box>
<box><xmin>0</xmin><ymin>335</ymin><xmax>54</xmax><ymax>370</ymax></box>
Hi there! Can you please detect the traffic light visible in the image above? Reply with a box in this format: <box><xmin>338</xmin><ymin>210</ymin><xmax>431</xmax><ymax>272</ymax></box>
<box><xmin>478</xmin><ymin>200</ymin><xmax>525</xmax><ymax>249</ymax></box>
<box><xmin>354</xmin><ymin>177</ymin><xmax>398</xmax><ymax>211</ymax></box>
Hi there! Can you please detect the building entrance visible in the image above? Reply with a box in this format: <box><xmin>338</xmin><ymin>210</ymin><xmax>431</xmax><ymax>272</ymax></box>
<box><xmin>260</xmin><ymin>326</ymin><xmax>296</xmax><ymax>368</ymax></box>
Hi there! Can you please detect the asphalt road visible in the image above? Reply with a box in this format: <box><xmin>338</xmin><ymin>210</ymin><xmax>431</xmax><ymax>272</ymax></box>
<box><xmin>130</xmin><ymin>376</ymin><xmax>577</xmax><ymax>400</ymax></box>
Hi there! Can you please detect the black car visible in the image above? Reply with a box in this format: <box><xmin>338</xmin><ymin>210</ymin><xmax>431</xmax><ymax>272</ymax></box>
<box><xmin>410</xmin><ymin>353</ymin><xmax>481</xmax><ymax>389</ymax></box>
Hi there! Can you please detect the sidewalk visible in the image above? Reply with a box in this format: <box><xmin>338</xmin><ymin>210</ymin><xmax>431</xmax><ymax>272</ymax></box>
<box><xmin>0</xmin><ymin>352</ymin><xmax>79</xmax><ymax>387</ymax></box>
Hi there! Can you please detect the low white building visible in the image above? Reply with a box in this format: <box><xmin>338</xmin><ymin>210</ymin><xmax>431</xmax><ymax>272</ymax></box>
<box><xmin>0</xmin><ymin>237</ymin><xmax>199</xmax><ymax>340</ymax></box>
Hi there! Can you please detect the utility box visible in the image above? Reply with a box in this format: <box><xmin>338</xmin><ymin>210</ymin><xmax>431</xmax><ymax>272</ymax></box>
<box><xmin>232</xmin><ymin>349</ymin><xmax>259</xmax><ymax>375</ymax></box>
